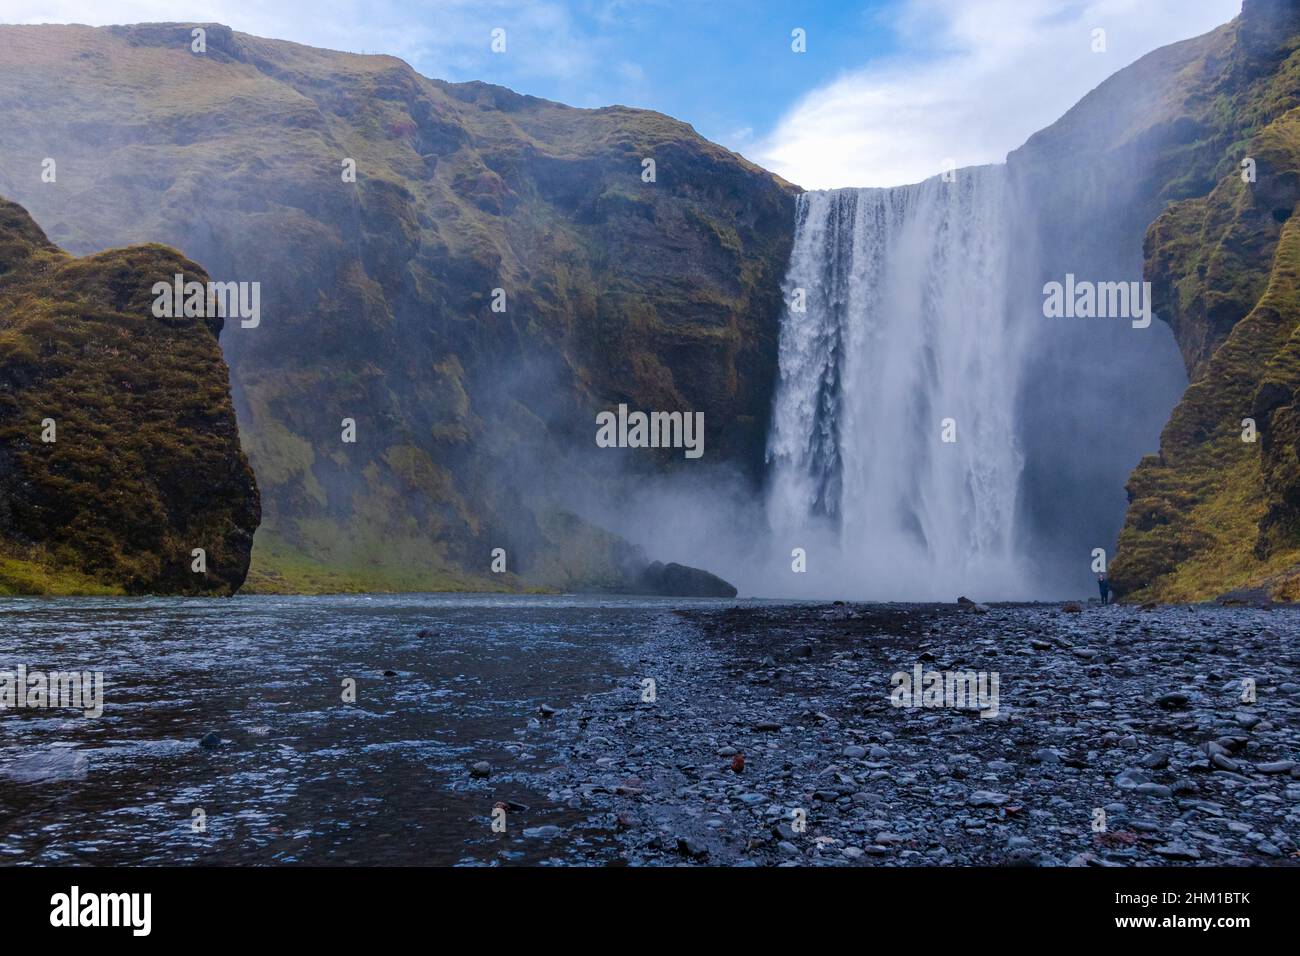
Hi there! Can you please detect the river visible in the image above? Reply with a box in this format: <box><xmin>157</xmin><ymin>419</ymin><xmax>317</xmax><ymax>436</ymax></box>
<box><xmin>0</xmin><ymin>594</ymin><xmax>723</xmax><ymax>865</ymax></box>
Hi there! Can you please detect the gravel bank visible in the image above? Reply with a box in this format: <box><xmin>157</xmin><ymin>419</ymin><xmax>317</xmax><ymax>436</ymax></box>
<box><xmin>482</xmin><ymin>602</ymin><xmax>1300</xmax><ymax>866</ymax></box>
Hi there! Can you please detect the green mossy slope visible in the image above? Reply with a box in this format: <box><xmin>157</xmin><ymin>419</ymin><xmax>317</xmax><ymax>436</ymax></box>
<box><xmin>0</xmin><ymin>24</ymin><xmax>796</xmax><ymax>593</ymax></box>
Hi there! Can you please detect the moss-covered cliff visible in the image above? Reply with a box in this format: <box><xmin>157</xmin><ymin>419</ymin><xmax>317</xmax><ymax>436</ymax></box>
<box><xmin>0</xmin><ymin>196</ymin><xmax>259</xmax><ymax>594</ymax></box>
<box><xmin>0</xmin><ymin>22</ymin><xmax>796</xmax><ymax>593</ymax></box>
<box><xmin>1110</xmin><ymin>0</ymin><xmax>1300</xmax><ymax>601</ymax></box>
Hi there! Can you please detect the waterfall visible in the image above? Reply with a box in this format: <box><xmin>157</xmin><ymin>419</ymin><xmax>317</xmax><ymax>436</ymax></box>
<box><xmin>766</xmin><ymin>165</ymin><xmax>1028</xmax><ymax>599</ymax></box>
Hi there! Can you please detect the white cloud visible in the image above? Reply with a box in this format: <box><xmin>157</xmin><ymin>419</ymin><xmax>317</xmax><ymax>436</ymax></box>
<box><xmin>752</xmin><ymin>0</ymin><xmax>1243</xmax><ymax>190</ymax></box>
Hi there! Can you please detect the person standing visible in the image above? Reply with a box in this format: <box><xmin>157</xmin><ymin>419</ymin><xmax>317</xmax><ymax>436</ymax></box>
<box><xmin>1097</xmin><ymin>573</ymin><xmax>1111</xmax><ymax>605</ymax></box>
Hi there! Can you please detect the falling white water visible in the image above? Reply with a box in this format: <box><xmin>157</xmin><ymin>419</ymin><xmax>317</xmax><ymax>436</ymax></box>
<box><xmin>766</xmin><ymin>165</ymin><xmax>1029</xmax><ymax>599</ymax></box>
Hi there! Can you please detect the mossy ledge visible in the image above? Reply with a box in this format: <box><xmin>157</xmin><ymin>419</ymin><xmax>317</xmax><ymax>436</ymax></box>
<box><xmin>0</xmin><ymin>196</ymin><xmax>260</xmax><ymax>595</ymax></box>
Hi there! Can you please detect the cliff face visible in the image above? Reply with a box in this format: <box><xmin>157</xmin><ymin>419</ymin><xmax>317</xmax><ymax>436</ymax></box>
<box><xmin>0</xmin><ymin>23</ymin><xmax>796</xmax><ymax>593</ymax></box>
<box><xmin>1107</xmin><ymin>0</ymin><xmax>1300</xmax><ymax>601</ymax></box>
<box><xmin>1002</xmin><ymin>15</ymin><xmax>1232</xmax><ymax>591</ymax></box>
<box><xmin>0</xmin><ymin>196</ymin><xmax>259</xmax><ymax>595</ymax></box>
<box><xmin>999</xmin><ymin>0</ymin><xmax>1300</xmax><ymax>602</ymax></box>
<box><xmin>11</xmin><ymin>14</ymin><xmax>1289</xmax><ymax>602</ymax></box>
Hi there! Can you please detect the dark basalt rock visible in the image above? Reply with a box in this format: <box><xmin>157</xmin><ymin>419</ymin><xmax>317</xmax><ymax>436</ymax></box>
<box><xmin>1214</xmin><ymin>588</ymin><xmax>1274</xmax><ymax>608</ymax></box>
<box><xmin>634</xmin><ymin>560</ymin><xmax>738</xmax><ymax>598</ymax></box>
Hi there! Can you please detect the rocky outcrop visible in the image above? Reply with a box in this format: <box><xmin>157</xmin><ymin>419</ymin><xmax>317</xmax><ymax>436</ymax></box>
<box><xmin>0</xmin><ymin>23</ymin><xmax>797</xmax><ymax>593</ymax></box>
<box><xmin>1108</xmin><ymin>0</ymin><xmax>1300</xmax><ymax>601</ymax></box>
<box><xmin>0</xmin><ymin>197</ymin><xmax>259</xmax><ymax>594</ymax></box>
<box><xmin>634</xmin><ymin>561</ymin><xmax>738</xmax><ymax>598</ymax></box>
<box><xmin>1003</xmin><ymin>0</ymin><xmax>1300</xmax><ymax>602</ymax></box>
<box><xmin>1002</xmin><ymin>15</ymin><xmax>1235</xmax><ymax>590</ymax></box>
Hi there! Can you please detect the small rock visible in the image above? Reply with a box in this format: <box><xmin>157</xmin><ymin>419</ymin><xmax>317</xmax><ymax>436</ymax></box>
<box><xmin>1258</xmin><ymin>760</ymin><xmax>1296</xmax><ymax>774</ymax></box>
<box><xmin>676</xmin><ymin>837</ymin><xmax>709</xmax><ymax>859</ymax></box>
<box><xmin>1210</xmin><ymin>753</ymin><xmax>1240</xmax><ymax>773</ymax></box>
<box><xmin>1005</xmin><ymin>847</ymin><xmax>1042</xmax><ymax>867</ymax></box>
<box><xmin>523</xmin><ymin>825</ymin><xmax>562</xmax><ymax>839</ymax></box>
<box><xmin>1139</xmin><ymin>751</ymin><xmax>1169</xmax><ymax>770</ymax></box>
<box><xmin>1153</xmin><ymin>842</ymin><xmax>1201</xmax><ymax>861</ymax></box>
<box><xmin>1134</xmin><ymin>783</ymin><xmax>1172</xmax><ymax>798</ymax></box>
<box><xmin>1115</xmin><ymin>768</ymin><xmax>1151</xmax><ymax>789</ymax></box>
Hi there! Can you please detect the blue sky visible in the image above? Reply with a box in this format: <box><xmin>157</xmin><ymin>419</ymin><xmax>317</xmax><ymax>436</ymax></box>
<box><xmin>2</xmin><ymin>0</ymin><xmax>1245</xmax><ymax>187</ymax></box>
<box><xmin>425</xmin><ymin>1</ymin><xmax>902</xmax><ymax>149</ymax></box>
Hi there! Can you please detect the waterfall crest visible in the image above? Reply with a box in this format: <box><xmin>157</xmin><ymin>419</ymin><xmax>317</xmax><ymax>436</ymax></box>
<box><xmin>766</xmin><ymin>166</ymin><xmax>1029</xmax><ymax>598</ymax></box>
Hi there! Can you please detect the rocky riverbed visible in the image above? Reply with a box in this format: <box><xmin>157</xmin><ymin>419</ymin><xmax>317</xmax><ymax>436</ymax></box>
<box><xmin>470</xmin><ymin>601</ymin><xmax>1300</xmax><ymax>866</ymax></box>
<box><xmin>5</xmin><ymin>595</ymin><xmax>1295</xmax><ymax>866</ymax></box>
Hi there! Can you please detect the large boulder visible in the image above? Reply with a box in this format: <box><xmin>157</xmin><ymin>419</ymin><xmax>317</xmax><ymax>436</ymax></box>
<box><xmin>634</xmin><ymin>560</ymin><xmax>738</xmax><ymax>598</ymax></box>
